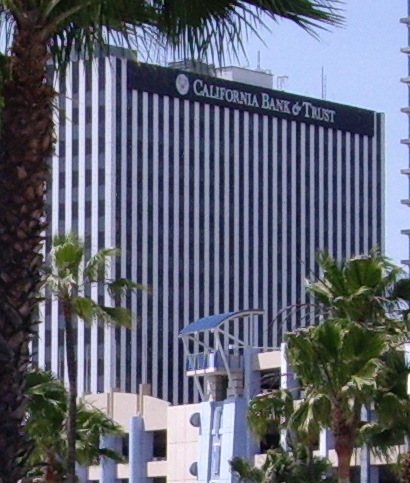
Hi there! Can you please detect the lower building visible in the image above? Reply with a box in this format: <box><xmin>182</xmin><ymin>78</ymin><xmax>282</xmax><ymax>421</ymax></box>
<box><xmin>78</xmin><ymin>312</ymin><xmax>401</xmax><ymax>483</ymax></box>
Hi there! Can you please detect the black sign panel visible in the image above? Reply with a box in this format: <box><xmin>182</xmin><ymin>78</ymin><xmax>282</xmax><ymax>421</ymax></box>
<box><xmin>127</xmin><ymin>63</ymin><xmax>375</xmax><ymax>137</ymax></box>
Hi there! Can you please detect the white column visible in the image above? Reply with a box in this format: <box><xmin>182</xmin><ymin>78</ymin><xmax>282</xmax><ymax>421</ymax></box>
<box><xmin>100</xmin><ymin>435</ymin><xmax>117</xmax><ymax>483</ymax></box>
<box><xmin>129</xmin><ymin>416</ymin><xmax>144</xmax><ymax>483</ymax></box>
<box><xmin>129</xmin><ymin>416</ymin><xmax>153</xmax><ymax>483</ymax></box>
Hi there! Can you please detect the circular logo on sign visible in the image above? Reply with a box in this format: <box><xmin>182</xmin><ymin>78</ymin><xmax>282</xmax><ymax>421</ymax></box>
<box><xmin>175</xmin><ymin>73</ymin><xmax>190</xmax><ymax>95</ymax></box>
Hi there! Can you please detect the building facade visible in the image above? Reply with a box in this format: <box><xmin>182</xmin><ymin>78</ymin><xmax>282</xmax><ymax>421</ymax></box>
<box><xmin>38</xmin><ymin>48</ymin><xmax>385</xmax><ymax>404</ymax></box>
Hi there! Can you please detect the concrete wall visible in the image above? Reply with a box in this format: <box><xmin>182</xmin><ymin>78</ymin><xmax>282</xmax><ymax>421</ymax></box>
<box><xmin>167</xmin><ymin>404</ymin><xmax>201</xmax><ymax>483</ymax></box>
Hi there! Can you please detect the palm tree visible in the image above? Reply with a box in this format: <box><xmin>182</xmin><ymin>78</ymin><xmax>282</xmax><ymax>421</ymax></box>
<box><xmin>285</xmin><ymin>319</ymin><xmax>396</xmax><ymax>483</ymax></box>
<box><xmin>25</xmin><ymin>368</ymin><xmax>123</xmax><ymax>483</ymax></box>
<box><xmin>45</xmin><ymin>232</ymin><xmax>141</xmax><ymax>483</ymax></box>
<box><xmin>230</xmin><ymin>444</ymin><xmax>336</xmax><ymax>483</ymax></box>
<box><xmin>308</xmin><ymin>251</ymin><xmax>410</xmax><ymax>333</ymax></box>
<box><xmin>0</xmin><ymin>3</ymin><xmax>343</xmax><ymax>479</ymax></box>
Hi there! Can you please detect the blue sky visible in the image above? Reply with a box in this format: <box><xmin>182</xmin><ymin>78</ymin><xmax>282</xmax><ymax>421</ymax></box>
<box><xmin>242</xmin><ymin>1</ymin><xmax>407</xmax><ymax>264</ymax></box>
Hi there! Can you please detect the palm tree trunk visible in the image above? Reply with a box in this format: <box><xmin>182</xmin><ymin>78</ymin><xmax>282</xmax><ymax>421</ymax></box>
<box><xmin>0</xmin><ymin>17</ymin><xmax>53</xmax><ymax>481</ymax></box>
<box><xmin>307</xmin><ymin>445</ymin><xmax>314</xmax><ymax>481</ymax></box>
<box><xmin>64</xmin><ymin>304</ymin><xmax>78</xmax><ymax>483</ymax></box>
<box><xmin>334</xmin><ymin>442</ymin><xmax>352</xmax><ymax>483</ymax></box>
<box><xmin>45</xmin><ymin>451</ymin><xmax>57</xmax><ymax>483</ymax></box>
<box><xmin>331</xmin><ymin>404</ymin><xmax>356</xmax><ymax>483</ymax></box>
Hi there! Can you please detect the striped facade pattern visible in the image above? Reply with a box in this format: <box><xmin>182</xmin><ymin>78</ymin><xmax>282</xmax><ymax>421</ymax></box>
<box><xmin>40</xmin><ymin>53</ymin><xmax>384</xmax><ymax>404</ymax></box>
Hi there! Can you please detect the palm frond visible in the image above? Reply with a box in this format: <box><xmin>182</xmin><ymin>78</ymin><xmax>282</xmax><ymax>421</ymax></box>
<box><xmin>1</xmin><ymin>0</ymin><xmax>344</xmax><ymax>71</ymax></box>
<box><xmin>50</xmin><ymin>232</ymin><xmax>84</xmax><ymax>280</ymax></box>
<box><xmin>92</xmin><ymin>305</ymin><xmax>132</xmax><ymax>328</ymax></box>
<box><xmin>229</xmin><ymin>456</ymin><xmax>264</xmax><ymax>483</ymax></box>
<box><xmin>83</xmin><ymin>247</ymin><xmax>119</xmax><ymax>282</ymax></box>
<box><xmin>107</xmin><ymin>278</ymin><xmax>150</xmax><ymax>298</ymax></box>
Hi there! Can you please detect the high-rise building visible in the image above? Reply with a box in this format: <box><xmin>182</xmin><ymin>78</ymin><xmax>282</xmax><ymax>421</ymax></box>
<box><xmin>37</xmin><ymin>48</ymin><xmax>384</xmax><ymax>404</ymax></box>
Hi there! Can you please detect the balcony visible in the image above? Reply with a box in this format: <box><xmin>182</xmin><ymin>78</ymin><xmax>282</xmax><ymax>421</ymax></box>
<box><xmin>186</xmin><ymin>350</ymin><xmax>243</xmax><ymax>376</ymax></box>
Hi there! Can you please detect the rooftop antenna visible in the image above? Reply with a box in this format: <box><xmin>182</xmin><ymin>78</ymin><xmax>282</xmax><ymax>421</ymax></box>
<box><xmin>257</xmin><ymin>50</ymin><xmax>261</xmax><ymax>70</ymax></box>
<box><xmin>321</xmin><ymin>66</ymin><xmax>327</xmax><ymax>100</ymax></box>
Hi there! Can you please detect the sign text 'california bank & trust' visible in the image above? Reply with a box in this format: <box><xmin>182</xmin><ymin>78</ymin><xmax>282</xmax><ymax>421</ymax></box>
<box><xmin>190</xmin><ymin>78</ymin><xmax>336</xmax><ymax>123</ymax></box>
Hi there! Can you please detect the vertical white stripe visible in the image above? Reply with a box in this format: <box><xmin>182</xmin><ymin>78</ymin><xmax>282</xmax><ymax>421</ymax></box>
<box><xmin>363</xmin><ymin>136</ymin><xmax>369</xmax><ymax>253</ymax></box>
<box><xmin>253</xmin><ymin>114</ymin><xmax>259</xmax><ymax>320</ymax></box>
<box><xmin>183</xmin><ymin>99</ymin><xmax>190</xmax><ymax>403</ymax></box>
<box><xmin>281</xmin><ymin>120</ymin><xmax>288</xmax><ymax>334</ymax></box>
<box><xmin>261</xmin><ymin>116</ymin><xmax>268</xmax><ymax>346</ymax></box>
<box><xmin>300</xmin><ymin>124</ymin><xmax>306</xmax><ymax>328</ymax></box>
<box><xmin>336</xmin><ymin>131</ymin><xmax>343</xmax><ymax>259</ymax></box>
<box><xmin>119</xmin><ymin>59</ymin><xmax>128</xmax><ymax>391</ymax></box>
<box><xmin>354</xmin><ymin>134</ymin><xmax>360</xmax><ymax>254</ymax></box>
<box><xmin>193</xmin><ymin>102</ymin><xmax>200</xmax><ymax>323</ymax></box>
<box><xmin>213</xmin><ymin>107</ymin><xmax>220</xmax><ymax>313</ymax></box>
<box><xmin>90</xmin><ymin>58</ymin><xmax>100</xmax><ymax>394</ymax></box>
<box><xmin>309</xmin><ymin>126</ymin><xmax>315</xmax><ymax>324</ymax></box>
<box><xmin>224</xmin><ymin>109</ymin><xmax>230</xmax><ymax>312</ymax></box>
<box><xmin>271</xmin><ymin>118</ymin><xmax>278</xmax><ymax>347</ymax></box>
<box><xmin>243</xmin><ymin>112</ymin><xmax>250</xmax><ymax>345</ymax></box>
<box><xmin>76</xmin><ymin>61</ymin><xmax>86</xmax><ymax>394</ymax></box>
<box><xmin>64</xmin><ymin>73</ymin><xmax>73</xmax><ymax>233</ymax></box>
<box><xmin>290</xmin><ymin>121</ymin><xmax>297</xmax><ymax>330</ymax></box>
<box><xmin>38</xmin><ymin>302</ymin><xmax>46</xmax><ymax>368</ymax></box>
<box><xmin>372</xmin><ymin>127</ymin><xmax>378</xmax><ymax>245</ymax></box>
<box><xmin>141</xmin><ymin>91</ymin><xmax>149</xmax><ymax>385</ymax></box>
<box><xmin>130</xmin><ymin>90</ymin><xmax>139</xmax><ymax>394</ymax></box>
<box><xmin>318</xmin><ymin>127</ymin><xmax>325</xmax><ymax>251</ymax></box>
<box><xmin>162</xmin><ymin>96</ymin><xmax>170</xmax><ymax>401</ymax></box>
<box><xmin>104</xmin><ymin>57</ymin><xmax>117</xmax><ymax>392</ymax></box>
<box><xmin>233</xmin><ymin>110</ymin><xmax>240</xmax><ymax>343</ymax></box>
<box><xmin>203</xmin><ymin>104</ymin><xmax>211</xmax><ymax>365</ymax></box>
<box><xmin>152</xmin><ymin>93</ymin><xmax>159</xmax><ymax>396</ymax></box>
<box><xmin>327</xmin><ymin>129</ymin><xmax>334</xmax><ymax>256</ymax></box>
<box><xmin>203</xmin><ymin>104</ymin><xmax>210</xmax><ymax>316</ymax></box>
<box><xmin>172</xmin><ymin>98</ymin><xmax>180</xmax><ymax>403</ymax></box>
<box><xmin>345</xmin><ymin>133</ymin><xmax>352</xmax><ymax>258</ymax></box>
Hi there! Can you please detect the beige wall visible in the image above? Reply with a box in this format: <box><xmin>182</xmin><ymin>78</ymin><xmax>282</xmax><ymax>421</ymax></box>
<box><xmin>167</xmin><ymin>404</ymin><xmax>201</xmax><ymax>483</ymax></box>
<box><xmin>142</xmin><ymin>395</ymin><xmax>170</xmax><ymax>431</ymax></box>
<box><xmin>253</xmin><ymin>350</ymin><xmax>281</xmax><ymax>371</ymax></box>
<box><xmin>84</xmin><ymin>392</ymin><xmax>170</xmax><ymax>433</ymax></box>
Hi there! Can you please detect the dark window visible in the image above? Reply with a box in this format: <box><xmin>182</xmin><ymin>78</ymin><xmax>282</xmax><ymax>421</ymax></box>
<box><xmin>153</xmin><ymin>430</ymin><xmax>167</xmax><ymax>459</ymax></box>
<box><xmin>122</xmin><ymin>434</ymin><xmax>129</xmax><ymax>460</ymax></box>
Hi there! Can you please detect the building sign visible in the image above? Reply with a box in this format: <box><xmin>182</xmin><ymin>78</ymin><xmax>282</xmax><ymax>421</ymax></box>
<box><xmin>190</xmin><ymin>78</ymin><xmax>336</xmax><ymax>124</ymax></box>
<box><xmin>128</xmin><ymin>64</ymin><xmax>375</xmax><ymax>137</ymax></box>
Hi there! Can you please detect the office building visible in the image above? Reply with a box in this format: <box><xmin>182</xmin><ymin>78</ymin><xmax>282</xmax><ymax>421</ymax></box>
<box><xmin>38</xmin><ymin>48</ymin><xmax>384</xmax><ymax>404</ymax></box>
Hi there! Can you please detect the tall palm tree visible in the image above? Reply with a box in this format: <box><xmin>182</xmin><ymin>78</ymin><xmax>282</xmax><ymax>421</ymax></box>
<box><xmin>45</xmin><ymin>232</ymin><xmax>142</xmax><ymax>483</ymax></box>
<box><xmin>0</xmin><ymin>2</ymin><xmax>342</xmax><ymax>479</ymax></box>
<box><xmin>25</xmin><ymin>368</ymin><xmax>123</xmax><ymax>483</ymax></box>
<box><xmin>308</xmin><ymin>251</ymin><xmax>410</xmax><ymax>333</ymax></box>
<box><xmin>286</xmin><ymin>319</ymin><xmax>398</xmax><ymax>483</ymax></box>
